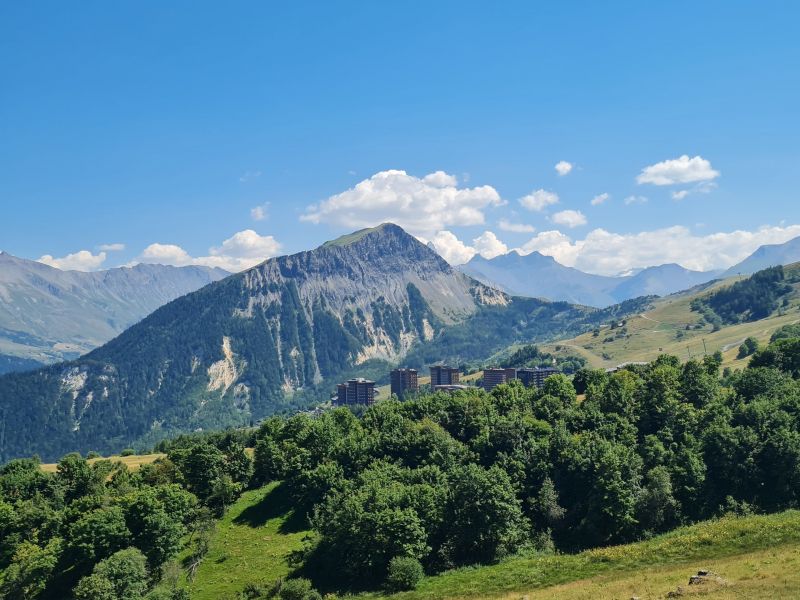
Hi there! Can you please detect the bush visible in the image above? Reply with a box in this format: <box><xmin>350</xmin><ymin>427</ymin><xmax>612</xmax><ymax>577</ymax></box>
<box><xmin>278</xmin><ymin>577</ymin><xmax>321</xmax><ymax>600</ymax></box>
<box><xmin>86</xmin><ymin>451</ymin><xmax>101</xmax><ymax>459</ymax></box>
<box><xmin>120</xmin><ymin>448</ymin><xmax>136</xmax><ymax>457</ymax></box>
<box><xmin>386</xmin><ymin>556</ymin><xmax>424</xmax><ymax>591</ymax></box>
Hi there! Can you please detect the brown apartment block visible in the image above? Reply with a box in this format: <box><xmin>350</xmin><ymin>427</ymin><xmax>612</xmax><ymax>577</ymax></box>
<box><xmin>390</xmin><ymin>368</ymin><xmax>419</xmax><ymax>399</ymax></box>
<box><xmin>482</xmin><ymin>367</ymin><xmax>517</xmax><ymax>391</ymax></box>
<box><xmin>516</xmin><ymin>367</ymin><xmax>560</xmax><ymax>389</ymax></box>
<box><xmin>429</xmin><ymin>365</ymin><xmax>460</xmax><ymax>387</ymax></box>
<box><xmin>336</xmin><ymin>378</ymin><xmax>376</xmax><ymax>406</ymax></box>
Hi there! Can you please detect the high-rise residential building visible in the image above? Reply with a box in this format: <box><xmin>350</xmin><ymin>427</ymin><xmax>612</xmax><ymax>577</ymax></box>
<box><xmin>335</xmin><ymin>378</ymin><xmax>376</xmax><ymax>406</ymax></box>
<box><xmin>517</xmin><ymin>367</ymin><xmax>559</xmax><ymax>389</ymax></box>
<box><xmin>390</xmin><ymin>368</ymin><xmax>419</xmax><ymax>399</ymax></box>
<box><xmin>429</xmin><ymin>365</ymin><xmax>460</xmax><ymax>386</ymax></box>
<box><xmin>482</xmin><ymin>367</ymin><xmax>517</xmax><ymax>391</ymax></box>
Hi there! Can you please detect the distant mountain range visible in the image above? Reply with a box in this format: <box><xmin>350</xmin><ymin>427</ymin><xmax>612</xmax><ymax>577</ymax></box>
<box><xmin>0</xmin><ymin>252</ymin><xmax>229</xmax><ymax>373</ymax></box>
<box><xmin>723</xmin><ymin>235</ymin><xmax>800</xmax><ymax>277</ymax></box>
<box><xmin>460</xmin><ymin>251</ymin><xmax>721</xmax><ymax>307</ymax></box>
<box><xmin>0</xmin><ymin>224</ymin><xmax>645</xmax><ymax>461</ymax></box>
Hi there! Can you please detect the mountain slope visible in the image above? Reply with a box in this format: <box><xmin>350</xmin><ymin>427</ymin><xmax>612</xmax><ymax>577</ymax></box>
<box><xmin>723</xmin><ymin>235</ymin><xmax>800</xmax><ymax>277</ymax></box>
<box><xmin>0</xmin><ymin>224</ymin><xmax>651</xmax><ymax>462</ymax></box>
<box><xmin>460</xmin><ymin>251</ymin><xmax>718</xmax><ymax>307</ymax></box>
<box><xmin>0</xmin><ymin>252</ymin><xmax>229</xmax><ymax>367</ymax></box>
<box><xmin>610</xmin><ymin>263</ymin><xmax>721</xmax><ymax>301</ymax></box>
<box><xmin>535</xmin><ymin>262</ymin><xmax>800</xmax><ymax>371</ymax></box>
<box><xmin>0</xmin><ymin>225</ymin><xmax>509</xmax><ymax>461</ymax></box>
<box><xmin>460</xmin><ymin>251</ymin><xmax>620</xmax><ymax>306</ymax></box>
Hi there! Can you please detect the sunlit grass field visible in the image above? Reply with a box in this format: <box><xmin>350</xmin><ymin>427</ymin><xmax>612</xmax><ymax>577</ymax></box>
<box><xmin>39</xmin><ymin>452</ymin><xmax>166</xmax><ymax>473</ymax></box>
<box><xmin>373</xmin><ymin>510</ymin><xmax>800</xmax><ymax>600</ymax></box>
<box><xmin>537</xmin><ymin>272</ymin><xmax>800</xmax><ymax>371</ymax></box>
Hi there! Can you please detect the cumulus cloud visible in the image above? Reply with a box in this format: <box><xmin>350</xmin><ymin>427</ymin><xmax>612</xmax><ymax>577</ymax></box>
<box><xmin>498</xmin><ymin>219</ymin><xmax>536</xmax><ymax>233</ymax></box>
<box><xmin>624</xmin><ymin>195</ymin><xmax>648</xmax><ymax>205</ymax></box>
<box><xmin>38</xmin><ymin>250</ymin><xmax>107</xmax><ymax>271</ymax></box>
<box><xmin>554</xmin><ymin>161</ymin><xmax>573</xmax><ymax>176</ymax></box>
<box><xmin>98</xmin><ymin>243</ymin><xmax>125</xmax><ymax>252</ymax></box>
<box><xmin>427</xmin><ymin>229</ymin><xmax>511</xmax><ymax>264</ymax></box>
<box><xmin>135</xmin><ymin>230</ymin><xmax>282</xmax><ymax>272</ymax></box>
<box><xmin>637</xmin><ymin>155</ymin><xmax>720</xmax><ymax>186</ymax></box>
<box><xmin>472</xmin><ymin>231</ymin><xmax>508</xmax><ymax>259</ymax></box>
<box><xmin>251</xmin><ymin>203</ymin><xmax>270</xmax><ymax>221</ymax></box>
<box><xmin>515</xmin><ymin>224</ymin><xmax>800</xmax><ymax>275</ymax></box>
<box><xmin>300</xmin><ymin>170</ymin><xmax>503</xmax><ymax>236</ymax></box>
<box><xmin>590</xmin><ymin>193</ymin><xmax>610</xmax><ymax>206</ymax></box>
<box><xmin>428</xmin><ymin>230</ymin><xmax>476</xmax><ymax>264</ymax></box>
<box><xmin>551</xmin><ymin>209</ymin><xmax>587</xmax><ymax>228</ymax></box>
<box><xmin>519</xmin><ymin>189</ymin><xmax>559</xmax><ymax>212</ymax></box>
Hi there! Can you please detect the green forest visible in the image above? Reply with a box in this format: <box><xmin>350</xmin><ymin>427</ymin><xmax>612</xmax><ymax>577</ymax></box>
<box><xmin>3</xmin><ymin>330</ymin><xmax>800</xmax><ymax>599</ymax></box>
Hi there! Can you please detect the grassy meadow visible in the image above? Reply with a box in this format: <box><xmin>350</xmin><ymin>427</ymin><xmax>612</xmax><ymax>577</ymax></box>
<box><xmin>39</xmin><ymin>452</ymin><xmax>165</xmax><ymax>473</ymax></box>
<box><xmin>372</xmin><ymin>510</ymin><xmax>800</xmax><ymax>600</ymax></box>
<box><xmin>536</xmin><ymin>274</ymin><xmax>800</xmax><ymax>371</ymax></box>
<box><xmin>183</xmin><ymin>482</ymin><xmax>310</xmax><ymax>600</ymax></box>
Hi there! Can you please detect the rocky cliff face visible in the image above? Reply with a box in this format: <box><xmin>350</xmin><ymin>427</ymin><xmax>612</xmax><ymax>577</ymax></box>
<box><xmin>0</xmin><ymin>224</ymin><xmax>506</xmax><ymax>461</ymax></box>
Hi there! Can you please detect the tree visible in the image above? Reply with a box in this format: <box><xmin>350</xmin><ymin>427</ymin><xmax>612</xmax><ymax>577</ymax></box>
<box><xmin>67</xmin><ymin>505</ymin><xmax>131</xmax><ymax>568</ymax></box>
<box><xmin>73</xmin><ymin>547</ymin><xmax>149</xmax><ymax>600</ymax></box>
<box><xmin>0</xmin><ymin>538</ymin><xmax>63</xmax><ymax>600</ymax></box>
<box><xmin>445</xmin><ymin>464</ymin><xmax>528</xmax><ymax>564</ymax></box>
<box><xmin>120</xmin><ymin>489</ymin><xmax>184</xmax><ymax>568</ymax></box>
<box><xmin>56</xmin><ymin>453</ymin><xmax>102</xmax><ymax>503</ymax></box>
<box><xmin>737</xmin><ymin>336</ymin><xmax>759</xmax><ymax>359</ymax></box>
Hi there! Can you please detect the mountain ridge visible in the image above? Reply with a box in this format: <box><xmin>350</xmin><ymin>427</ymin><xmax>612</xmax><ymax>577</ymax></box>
<box><xmin>459</xmin><ymin>251</ymin><xmax>720</xmax><ymax>307</ymax></box>
<box><xmin>0</xmin><ymin>223</ymin><xmax>650</xmax><ymax>462</ymax></box>
<box><xmin>0</xmin><ymin>251</ymin><xmax>229</xmax><ymax>371</ymax></box>
<box><xmin>723</xmin><ymin>235</ymin><xmax>800</xmax><ymax>277</ymax></box>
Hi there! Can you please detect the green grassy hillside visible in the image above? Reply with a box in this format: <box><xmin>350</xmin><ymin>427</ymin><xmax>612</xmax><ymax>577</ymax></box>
<box><xmin>182</xmin><ymin>493</ymin><xmax>800</xmax><ymax>600</ymax></box>
<box><xmin>371</xmin><ymin>510</ymin><xmax>800</xmax><ymax>600</ymax></box>
<box><xmin>535</xmin><ymin>264</ymin><xmax>800</xmax><ymax>371</ymax></box>
<box><xmin>183</xmin><ymin>483</ymin><xmax>309</xmax><ymax>600</ymax></box>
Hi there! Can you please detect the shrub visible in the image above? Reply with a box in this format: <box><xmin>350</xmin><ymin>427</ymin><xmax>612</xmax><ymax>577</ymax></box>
<box><xmin>120</xmin><ymin>448</ymin><xmax>136</xmax><ymax>457</ymax></box>
<box><xmin>386</xmin><ymin>556</ymin><xmax>424</xmax><ymax>591</ymax></box>
<box><xmin>278</xmin><ymin>577</ymin><xmax>321</xmax><ymax>600</ymax></box>
<box><xmin>87</xmin><ymin>451</ymin><xmax>101</xmax><ymax>459</ymax></box>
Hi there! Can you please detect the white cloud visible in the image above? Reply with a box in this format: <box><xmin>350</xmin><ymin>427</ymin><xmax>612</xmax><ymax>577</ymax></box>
<box><xmin>671</xmin><ymin>181</ymin><xmax>717</xmax><ymax>200</ymax></box>
<box><xmin>498</xmin><ymin>219</ymin><xmax>536</xmax><ymax>233</ymax></box>
<box><xmin>519</xmin><ymin>189</ymin><xmax>559</xmax><ymax>212</ymax></box>
<box><xmin>250</xmin><ymin>203</ymin><xmax>270</xmax><ymax>221</ymax></box>
<box><xmin>555</xmin><ymin>161</ymin><xmax>573</xmax><ymax>176</ymax></box>
<box><xmin>551</xmin><ymin>209</ymin><xmax>587</xmax><ymax>228</ymax></box>
<box><xmin>98</xmin><ymin>243</ymin><xmax>125</xmax><ymax>252</ymax></box>
<box><xmin>300</xmin><ymin>170</ymin><xmax>503</xmax><ymax>236</ymax></box>
<box><xmin>637</xmin><ymin>155</ymin><xmax>720</xmax><ymax>186</ymax></box>
<box><xmin>473</xmin><ymin>231</ymin><xmax>508</xmax><ymax>259</ymax></box>
<box><xmin>135</xmin><ymin>230</ymin><xmax>282</xmax><ymax>272</ymax></box>
<box><xmin>38</xmin><ymin>250</ymin><xmax>107</xmax><ymax>271</ymax></box>
<box><xmin>515</xmin><ymin>224</ymin><xmax>800</xmax><ymax>275</ymax></box>
<box><xmin>239</xmin><ymin>170</ymin><xmax>262</xmax><ymax>183</ymax></box>
<box><xmin>590</xmin><ymin>193</ymin><xmax>610</xmax><ymax>206</ymax></box>
<box><xmin>624</xmin><ymin>195</ymin><xmax>648</xmax><ymax>205</ymax></box>
<box><xmin>428</xmin><ymin>230</ymin><xmax>476</xmax><ymax>264</ymax></box>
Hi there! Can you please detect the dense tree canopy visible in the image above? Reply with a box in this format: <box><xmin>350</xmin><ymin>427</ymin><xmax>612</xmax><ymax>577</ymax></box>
<box><xmin>3</xmin><ymin>331</ymin><xmax>800</xmax><ymax>597</ymax></box>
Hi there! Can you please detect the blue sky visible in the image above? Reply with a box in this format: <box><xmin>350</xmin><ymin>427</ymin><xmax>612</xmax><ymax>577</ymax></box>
<box><xmin>1</xmin><ymin>1</ymin><xmax>798</xmax><ymax>275</ymax></box>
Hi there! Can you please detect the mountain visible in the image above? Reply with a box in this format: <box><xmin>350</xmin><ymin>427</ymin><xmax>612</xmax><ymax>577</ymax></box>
<box><xmin>0</xmin><ymin>224</ymin><xmax>646</xmax><ymax>462</ymax></box>
<box><xmin>723</xmin><ymin>235</ymin><xmax>800</xmax><ymax>277</ymax></box>
<box><xmin>460</xmin><ymin>251</ymin><xmax>720</xmax><ymax>307</ymax></box>
<box><xmin>0</xmin><ymin>252</ymin><xmax>229</xmax><ymax>371</ymax></box>
<box><xmin>611</xmin><ymin>263</ymin><xmax>722</xmax><ymax>300</ymax></box>
<box><xmin>460</xmin><ymin>251</ymin><xmax>619</xmax><ymax>306</ymax></box>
